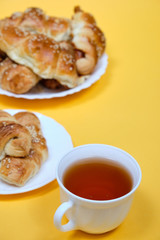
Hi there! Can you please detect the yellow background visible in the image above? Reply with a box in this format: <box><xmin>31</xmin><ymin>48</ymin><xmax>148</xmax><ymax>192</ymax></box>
<box><xmin>0</xmin><ymin>0</ymin><xmax>160</xmax><ymax>239</ymax></box>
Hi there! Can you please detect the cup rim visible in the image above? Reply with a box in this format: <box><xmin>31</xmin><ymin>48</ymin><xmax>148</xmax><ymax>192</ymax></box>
<box><xmin>56</xmin><ymin>144</ymin><xmax>142</xmax><ymax>205</ymax></box>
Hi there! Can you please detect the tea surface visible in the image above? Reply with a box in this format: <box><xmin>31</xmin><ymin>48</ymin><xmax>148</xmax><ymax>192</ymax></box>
<box><xmin>63</xmin><ymin>158</ymin><xmax>133</xmax><ymax>201</ymax></box>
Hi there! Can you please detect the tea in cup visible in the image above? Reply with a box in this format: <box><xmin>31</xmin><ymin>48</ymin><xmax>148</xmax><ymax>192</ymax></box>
<box><xmin>54</xmin><ymin>144</ymin><xmax>141</xmax><ymax>234</ymax></box>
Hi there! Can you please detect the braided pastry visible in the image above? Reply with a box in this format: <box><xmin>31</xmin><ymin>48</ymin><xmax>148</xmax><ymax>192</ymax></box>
<box><xmin>0</xmin><ymin>6</ymin><xmax>106</xmax><ymax>92</ymax></box>
<box><xmin>8</xmin><ymin>7</ymin><xmax>71</xmax><ymax>42</ymax></box>
<box><xmin>0</xmin><ymin>111</ymin><xmax>48</xmax><ymax>186</ymax></box>
<box><xmin>0</xmin><ymin>110</ymin><xmax>32</xmax><ymax>160</ymax></box>
<box><xmin>0</xmin><ymin>58</ymin><xmax>40</xmax><ymax>94</ymax></box>
<box><xmin>0</xmin><ymin>20</ymin><xmax>84</xmax><ymax>88</ymax></box>
<box><xmin>71</xmin><ymin>6</ymin><xmax>106</xmax><ymax>75</ymax></box>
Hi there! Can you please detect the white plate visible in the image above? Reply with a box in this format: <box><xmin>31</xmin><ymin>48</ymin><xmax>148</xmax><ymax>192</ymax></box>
<box><xmin>0</xmin><ymin>109</ymin><xmax>73</xmax><ymax>194</ymax></box>
<box><xmin>0</xmin><ymin>54</ymin><xmax>108</xmax><ymax>99</ymax></box>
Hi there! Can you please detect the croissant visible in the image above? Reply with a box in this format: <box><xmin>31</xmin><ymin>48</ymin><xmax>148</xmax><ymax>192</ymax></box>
<box><xmin>71</xmin><ymin>6</ymin><xmax>106</xmax><ymax>75</ymax></box>
<box><xmin>0</xmin><ymin>19</ymin><xmax>84</xmax><ymax>88</ymax></box>
<box><xmin>0</xmin><ymin>110</ymin><xmax>32</xmax><ymax>160</ymax></box>
<box><xmin>0</xmin><ymin>111</ymin><xmax>48</xmax><ymax>186</ymax></box>
<box><xmin>0</xmin><ymin>58</ymin><xmax>40</xmax><ymax>94</ymax></box>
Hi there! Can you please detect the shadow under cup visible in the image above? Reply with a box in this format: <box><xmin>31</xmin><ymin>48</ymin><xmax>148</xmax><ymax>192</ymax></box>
<box><xmin>54</xmin><ymin>144</ymin><xmax>142</xmax><ymax>234</ymax></box>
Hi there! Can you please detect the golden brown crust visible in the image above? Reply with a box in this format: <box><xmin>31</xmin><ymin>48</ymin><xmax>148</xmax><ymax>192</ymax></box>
<box><xmin>9</xmin><ymin>7</ymin><xmax>71</xmax><ymax>42</ymax></box>
<box><xmin>0</xmin><ymin>156</ymin><xmax>35</xmax><ymax>187</ymax></box>
<box><xmin>71</xmin><ymin>6</ymin><xmax>106</xmax><ymax>75</ymax></box>
<box><xmin>0</xmin><ymin>6</ymin><xmax>106</xmax><ymax>91</ymax></box>
<box><xmin>0</xmin><ymin>20</ymin><xmax>80</xmax><ymax>88</ymax></box>
<box><xmin>0</xmin><ymin>58</ymin><xmax>40</xmax><ymax>94</ymax></box>
<box><xmin>0</xmin><ymin>110</ymin><xmax>32</xmax><ymax>160</ymax></box>
<box><xmin>0</xmin><ymin>111</ymin><xmax>48</xmax><ymax>186</ymax></box>
<box><xmin>14</xmin><ymin>112</ymin><xmax>48</xmax><ymax>164</ymax></box>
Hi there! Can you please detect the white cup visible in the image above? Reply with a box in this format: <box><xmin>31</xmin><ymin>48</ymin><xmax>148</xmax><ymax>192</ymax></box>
<box><xmin>54</xmin><ymin>144</ymin><xmax>141</xmax><ymax>234</ymax></box>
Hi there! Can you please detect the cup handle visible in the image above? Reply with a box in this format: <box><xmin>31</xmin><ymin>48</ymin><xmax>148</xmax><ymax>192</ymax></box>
<box><xmin>54</xmin><ymin>200</ymin><xmax>76</xmax><ymax>232</ymax></box>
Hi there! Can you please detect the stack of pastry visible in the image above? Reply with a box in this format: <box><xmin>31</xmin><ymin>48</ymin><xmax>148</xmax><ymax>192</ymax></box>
<box><xmin>0</xmin><ymin>6</ymin><xmax>106</xmax><ymax>94</ymax></box>
<box><xmin>0</xmin><ymin>110</ymin><xmax>48</xmax><ymax>186</ymax></box>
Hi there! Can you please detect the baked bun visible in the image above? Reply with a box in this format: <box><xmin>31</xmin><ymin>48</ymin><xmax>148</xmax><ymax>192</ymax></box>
<box><xmin>0</xmin><ymin>58</ymin><xmax>40</xmax><ymax>94</ymax></box>
<box><xmin>0</xmin><ymin>20</ymin><xmax>83</xmax><ymax>88</ymax></box>
<box><xmin>8</xmin><ymin>7</ymin><xmax>71</xmax><ymax>42</ymax></box>
<box><xmin>0</xmin><ymin>111</ymin><xmax>48</xmax><ymax>186</ymax></box>
<box><xmin>71</xmin><ymin>6</ymin><xmax>106</xmax><ymax>75</ymax></box>
<box><xmin>0</xmin><ymin>110</ymin><xmax>32</xmax><ymax>160</ymax></box>
<box><xmin>0</xmin><ymin>6</ymin><xmax>106</xmax><ymax>92</ymax></box>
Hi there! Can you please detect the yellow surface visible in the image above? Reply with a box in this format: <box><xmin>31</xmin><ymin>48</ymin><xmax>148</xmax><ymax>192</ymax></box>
<box><xmin>0</xmin><ymin>0</ymin><xmax>160</xmax><ymax>239</ymax></box>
